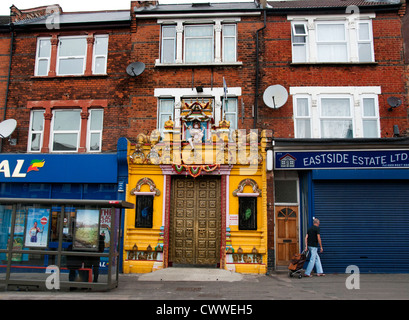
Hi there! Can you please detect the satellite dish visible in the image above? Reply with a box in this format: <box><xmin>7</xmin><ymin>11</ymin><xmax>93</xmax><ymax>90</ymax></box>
<box><xmin>126</xmin><ymin>62</ymin><xmax>145</xmax><ymax>77</ymax></box>
<box><xmin>0</xmin><ymin>119</ymin><xmax>17</xmax><ymax>138</ymax></box>
<box><xmin>387</xmin><ymin>97</ymin><xmax>402</xmax><ymax>111</ymax></box>
<box><xmin>263</xmin><ymin>85</ymin><xmax>288</xmax><ymax>109</ymax></box>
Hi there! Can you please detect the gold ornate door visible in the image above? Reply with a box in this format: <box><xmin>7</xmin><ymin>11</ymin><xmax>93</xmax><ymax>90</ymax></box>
<box><xmin>170</xmin><ymin>177</ymin><xmax>221</xmax><ymax>267</ymax></box>
<box><xmin>275</xmin><ymin>206</ymin><xmax>299</xmax><ymax>266</ymax></box>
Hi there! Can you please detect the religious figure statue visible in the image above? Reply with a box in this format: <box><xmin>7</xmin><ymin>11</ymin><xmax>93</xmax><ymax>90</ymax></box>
<box><xmin>187</xmin><ymin>121</ymin><xmax>204</xmax><ymax>150</ymax></box>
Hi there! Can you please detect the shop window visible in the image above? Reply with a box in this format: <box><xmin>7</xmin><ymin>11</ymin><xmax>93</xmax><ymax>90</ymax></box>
<box><xmin>135</xmin><ymin>195</ymin><xmax>154</xmax><ymax>228</ymax></box>
<box><xmin>239</xmin><ymin>197</ymin><xmax>257</xmax><ymax>230</ymax></box>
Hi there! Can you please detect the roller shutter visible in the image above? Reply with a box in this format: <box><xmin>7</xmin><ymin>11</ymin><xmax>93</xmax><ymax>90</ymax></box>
<box><xmin>313</xmin><ymin>180</ymin><xmax>409</xmax><ymax>273</ymax></box>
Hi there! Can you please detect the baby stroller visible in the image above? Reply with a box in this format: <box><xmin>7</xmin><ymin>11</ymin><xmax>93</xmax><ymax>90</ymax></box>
<box><xmin>288</xmin><ymin>250</ymin><xmax>308</xmax><ymax>279</ymax></box>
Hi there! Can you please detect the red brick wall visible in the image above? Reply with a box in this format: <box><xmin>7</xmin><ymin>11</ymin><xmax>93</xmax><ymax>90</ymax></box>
<box><xmin>0</xmin><ymin>31</ymin><xmax>11</xmax><ymax>121</ymax></box>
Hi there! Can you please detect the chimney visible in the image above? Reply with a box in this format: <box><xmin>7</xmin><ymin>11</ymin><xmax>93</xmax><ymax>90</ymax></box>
<box><xmin>132</xmin><ymin>1</ymin><xmax>158</xmax><ymax>10</ymax></box>
<box><xmin>10</xmin><ymin>4</ymin><xmax>62</xmax><ymax>24</ymax></box>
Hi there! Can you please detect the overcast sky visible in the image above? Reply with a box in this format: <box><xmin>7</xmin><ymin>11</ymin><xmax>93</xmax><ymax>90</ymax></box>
<box><xmin>1</xmin><ymin>0</ymin><xmax>252</xmax><ymax>16</ymax></box>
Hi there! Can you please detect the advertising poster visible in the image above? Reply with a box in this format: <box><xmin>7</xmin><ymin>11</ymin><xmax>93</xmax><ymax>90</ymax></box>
<box><xmin>24</xmin><ymin>208</ymin><xmax>50</xmax><ymax>248</ymax></box>
<box><xmin>73</xmin><ymin>209</ymin><xmax>100</xmax><ymax>251</ymax></box>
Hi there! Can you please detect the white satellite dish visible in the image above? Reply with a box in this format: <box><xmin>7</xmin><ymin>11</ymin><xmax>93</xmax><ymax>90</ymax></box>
<box><xmin>263</xmin><ymin>85</ymin><xmax>288</xmax><ymax>109</ymax></box>
<box><xmin>0</xmin><ymin>119</ymin><xmax>17</xmax><ymax>138</ymax></box>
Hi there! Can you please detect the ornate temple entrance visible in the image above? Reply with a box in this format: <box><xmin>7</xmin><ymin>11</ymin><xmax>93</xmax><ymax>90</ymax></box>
<box><xmin>169</xmin><ymin>176</ymin><xmax>221</xmax><ymax>267</ymax></box>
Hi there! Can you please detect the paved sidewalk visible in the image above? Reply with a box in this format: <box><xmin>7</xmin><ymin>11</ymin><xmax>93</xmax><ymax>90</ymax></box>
<box><xmin>0</xmin><ymin>268</ymin><xmax>408</xmax><ymax>301</ymax></box>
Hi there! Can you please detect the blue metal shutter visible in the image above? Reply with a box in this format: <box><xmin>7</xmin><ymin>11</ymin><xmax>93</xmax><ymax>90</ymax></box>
<box><xmin>313</xmin><ymin>180</ymin><xmax>409</xmax><ymax>273</ymax></box>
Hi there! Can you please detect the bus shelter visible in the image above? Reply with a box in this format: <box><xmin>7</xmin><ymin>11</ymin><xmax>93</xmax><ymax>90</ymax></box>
<box><xmin>0</xmin><ymin>198</ymin><xmax>133</xmax><ymax>291</ymax></box>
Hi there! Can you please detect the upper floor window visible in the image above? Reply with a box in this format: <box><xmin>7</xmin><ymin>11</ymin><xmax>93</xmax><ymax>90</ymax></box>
<box><xmin>27</xmin><ymin>100</ymin><xmax>107</xmax><ymax>153</ymax></box>
<box><xmin>158</xmin><ymin>19</ymin><xmax>239</xmax><ymax>65</ymax></box>
<box><xmin>34</xmin><ymin>34</ymin><xmax>109</xmax><ymax>77</ymax></box>
<box><xmin>291</xmin><ymin>86</ymin><xmax>381</xmax><ymax>139</ymax></box>
<box><xmin>289</xmin><ymin>14</ymin><xmax>375</xmax><ymax>64</ymax></box>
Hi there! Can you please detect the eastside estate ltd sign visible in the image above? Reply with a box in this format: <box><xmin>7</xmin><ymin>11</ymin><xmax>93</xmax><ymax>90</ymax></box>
<box><xmin>274</xmin><ymin>150</ymin><xmax>409</xmax><ymax>170</ymax></box>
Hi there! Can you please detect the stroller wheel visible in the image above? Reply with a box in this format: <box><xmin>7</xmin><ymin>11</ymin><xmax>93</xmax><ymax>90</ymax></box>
<box><xmin>289</xmin><ymin>272</ymin><xmax>293</xmax><ymax>278</ymax></box>
<box><xmin>298</xmin><ymin>274</ymin><xmax>302</xmax><ymax>279</ymax></box>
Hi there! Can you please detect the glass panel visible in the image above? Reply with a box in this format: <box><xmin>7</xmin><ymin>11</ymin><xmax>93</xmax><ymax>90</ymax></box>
<box><xmin>363</xmin><ymin>98</ymin><xmax>376</xmax><ymax>117</ymax></box>
<box><xmin>30</xmin><ymin>133</ymin><xmax>42</xmax><ymax>151</ymax></box>
<box><xmin>274</xmin><ymin>180</ymin><xmax>298</xmax><ymax>204</ymax></box>
<box><xmin>321</xmin><ymin>98</ymin><xmax>350</xmax><ymax>117</ymax></box>
<box><xmin>90</xmin><ymin>133</ymin><xmax>101</xmax><ymax>151</ymax></box>
<box><xmin>223</xmin><ymin>25</ymin><xmax>235</xmax><ymax>36</ymax></box>
<box><xmin>296</xmin><ymin>119</ymin><xmax>311</xmax><ymax>138</ymax></box>
<box><xmin>358</xmin><ymin>23</ymin><xmax>370</xmax><ymax>41</ymax></box>
<box><xmin>185</xmin><ymin>25</ymin><xmax>213</xmax><ymax>37</ymax></box>
<box><xmin>94</xmin><ymin>36</ymin><xmax>108</xmax><ymax>56</ymax></box>
<box><xmin>317</xmin><ymin>44</ymin><xmax>348</xmax><ymax>62</ymax></box>
<box><xmin>185</xmin><ymin>38</ymin><xmax>213</xmax><ymax>63</ymax></box>
<box><xmin>160</xmin><ymin>99</ymin><xmax>174</xmax><ymax>113</ymax></box>
<box><xmin>58</xmin><ymin>58</ymin><xmax>85</xmax><ymax>75</ymax></box>
<box><xmin>359</xmin><ymin>43</ymin><xmax>372</xmax><ymax>62</ymax></box>
<box><xmin>38</xmin><ymin>39</ymin><xmax>51</xmax><ymax>58</ymax></box>
<box><xmin>296</xmin><ymin>98</ymin><xmax>309</xmax><ymax>116</ymax></box>
<box><xmin>321</xmin><ymin>120</ymin><xmax>353</xmax><ymax>138</ymax></box>
<box><xmin>224</xmin><ymin>99</ymin><xmax>237</xmax><ymax>113</ymax></box>
<box><xmin>31</xmin><ymin>111</ymin><xmax>44</xmax><ymax>131</ymax></box>
<box><xmin>90</xmin><ymin>110</ymin><xmax>103</xmax><ymax>130</ymax></box>
<box><xmin>37</xmin><ymin>60</ymin><xmax>49</xmax><ymax>76</ymax></box>
<box><xmin>223</xmin><ymin>37</ymin><xmax>236</xmax><ymax>62</ymax></box>
<box><xmin>317</xmin><ymin>24</ymin><xmax>345</xmax><ymax>41</ymax></box>
<box><xmin>238</xmin><ymin>197</ymin><xmax>257</xmax><ymax>230</ymax></box>
<box><xmin>53</xmin><ymin>110</ymin><xmax>81</xmax><ymax>131</ymax></box>
<box><xmin>0</xmin><ymin>204</ymin><xmax>13</xmax><ymax>251</ymax></box>
<box><xmin>135</xmin><ymin>195</ymin><xmax>153</xmax><ymax>228</ymax></box>
<box><xmin>363</xmin><ymin>120</ymin><xmax>378</xmax><ymax>138</ymax></box>
<box><xmin>162</xmin><ymin>39</ymin><xmax>175</xmax><ymax>63</ymax></box>
<box><xmin>94</xmin><ymin>56</ymin><xmax>106</xmax><ymax>74</ymax></box>
<box><xmin>162</xmin><ymin>26</ymin><xmax>176</xmax><ymax>38</ymax></box>
<box><xmin>59</xmin><ymin>37</ymin><xmax>87</xmax><ymax>57</ymax></box>
<box><xmin>293</xmin><ymin>44</ymin><xmax>307</xmax><ymax>63</ymax></box>
<box><xmin>53</xmin><ymin>133</ymin><xmax>78</xmax><ymax>151</ymax></box>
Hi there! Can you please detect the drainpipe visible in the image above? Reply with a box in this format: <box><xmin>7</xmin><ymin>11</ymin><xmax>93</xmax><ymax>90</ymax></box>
<box><xmin>253</xmin><ymin>5</ymin><xmax>267</xmax><ymax>129</ymax></box>
<box><xmin>0</xmin><ymin>23</ymin><xmax>14</xmax><ymax>153</ymax></box>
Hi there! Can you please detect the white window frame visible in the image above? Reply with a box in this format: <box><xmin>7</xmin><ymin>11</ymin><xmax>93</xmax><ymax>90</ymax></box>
<box><xmin>290</xmin><ymin>86</ymin><xmax>381</xmax><ymax>139</ymax></box>
<box><xmin>161</xmin><ymin>25</ymin><xmax>177</xmax><ymax>64</ymax></box>
<box><xmin>28</xmin><ymin>110</ymin><xmax>45</xmax><ymax>152</ymax></box>
<box><xmin>293</xmin><ymin>95</ymin><xmax>312</xmax><ymax>138</ymax></box>
<box><xmin>157</xmin><ymin>98</ymin><xmax>175</xmax><ymax>135</ymax></box>
<box><xmin>222</xmin><ymin>24</ymin><xmax>237</xmax><ymax>63</ymax></box>
<box><xmin>157</xmin><ymin>18</ymin><xmax>241</xmax><ymax>66</ymax></box>
<box><xmin>288</xmin><ymin>14</ymin><xmax>376</xmax><ymax>64</ymax></box>
<box><xmin>50</xmin><ymin>109</ymin><xmax>81</xmax><ymax>152</ymax></box>
<box><xmin>361</xmin><ymin>94</ymin><xmax>380</xmax><ymax>138</ymax></box>
<box><xmin>87</xmin><ymin>109</ymin><xmax>104</xmax><ymax>152</ymax></box>
<box><xmin>316</xmin><ymin>21</ymin><xmax>349</xmax><ymax>63</ymax></box>
<box><xmin>223</xmin><ymin>97</ymin><xmax>238</xmax><ymax>130</ymax></box>
<box><xmin>56</xmin><ymin>36</ymin><xmax>87</xmax><ymax>76</ymax></box>
<box><xmin>92</xmin><ymin>35</ymin><xmax>109</xmax><ymax>75</ymax></box>
<box><xmin>34</xmin><ymin>37</ymin><xmax>52</xmax><ymax>76</ymax></box>
<box><xmin>291</xmin><ymin>22</ymin><xmax>308</xmax><ymax>63</ymax></box>
<box><xmin>184</xmin><ymin>24</ymin><xmax>215</xmax><ymax>63</ymax></box>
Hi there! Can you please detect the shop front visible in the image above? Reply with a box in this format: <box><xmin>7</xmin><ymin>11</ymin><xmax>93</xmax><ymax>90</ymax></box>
<box><xmin>122</xmin><ymin>100</ymin><xmax>271</xmax><ymax>274</ymax></box>
<box><xmin>0</xmin><ymin>151</ymin><xmax>131</xmax><ymax>289</ymax></box>
<box><xmin>272</xmin><ymin>138</ymin><xmax>409</xmax><ymax>273</ymax></box>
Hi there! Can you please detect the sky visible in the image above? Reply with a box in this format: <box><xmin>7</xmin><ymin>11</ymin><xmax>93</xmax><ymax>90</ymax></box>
<box><xmin>0</xmin><ymin>0</ymin><xmax>252</xmax><ymax>16</ymax></box>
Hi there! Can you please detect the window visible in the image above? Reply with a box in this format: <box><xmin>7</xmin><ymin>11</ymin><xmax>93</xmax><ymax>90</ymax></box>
<box><xmin>239</xmin><ymin>197</ymin><xmax>257</xmax><ymax>230</ymax></box>
<box><xmin>35</xmin><ymin>38</ymin><xmax>51</xmax><ymax>76</ymax></box>
<box><xmin>223</xmin><ymin>98</ymin><xmax>238</xmax><ymax>130</ymax></box>
<box><xmin>291</xmin><ymin>86</ymin><xmax>381</xmax><ymax>139</ymax></box>
<box><xmin>51</xmin><ymin>110</ymin><xmax>81</xmax><ymax>151</ymax></box>
<box><xmin>159</xmin><ymin>20</ymin><xmax>239</xmax><ymax>65</ymax></box>
<box><xmin>161</xmin><ymin>25</ymin><xmax>176</xmax><ymax>64</ymax></box>
<box><xmin>93</xmin><ymin>35</ymin><xmax>109</xmax><ymax>74</ymax></box>
<box><xmin>135</xmin><ymin>195</ymin><xmax>153</xmax><ymax>228</ymax></box>
<box><xmin>28</xmin><ymin>110</ymin><xmax>45</xmax><ymax>152</ymax></box>
<box><xmin>185</xmin><ymin>25</ymin><xmax>214</xmax><ymax>63</ymax></box>
<box><xmin>294</xmin><ymin>97</ymin><xmax>311</xmax><ymax>138</ymax></box>
<box><xmin>88</xmin><ymin>109</ymin><xmax>104</xmax><ymax>152</ymax></box>
<box><xmin>316</xmin><ymin>22</ymin><xmax>348</xmax><ymax>62</ymax></box>
<box><xmin>158</xmin><ymin>99</ymin><xmax>175</xmax><ymax>134</ymax></box>
<box><xmin>289</xmin><ymin>15</ymin><xmax>375</xmax><ymax>63</ymax></box>
<box><xmin>34</xmin><ymin>34</ymin><xmax>109</xmax><ymax>77</ymax></box>
<box><xmin>291</xmin><ymin>23</ymin><xmax>308</xmax><ymax>63</ymax></box>
<box><xmin>361</xmin><ymin>96</ymin><xmax>380</xmax><ymax>138</ymax></box>
<box><xmin>222</xmin><ymin>24</ymin><xmax>237</xmax><ymax>62</ymax></box>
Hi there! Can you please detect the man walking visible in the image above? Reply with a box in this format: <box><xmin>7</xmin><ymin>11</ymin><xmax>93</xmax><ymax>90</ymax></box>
<box><xmin>304</xmin><ymin>218</ymin><xmax>325</xmax><ymax>277</ymax></box>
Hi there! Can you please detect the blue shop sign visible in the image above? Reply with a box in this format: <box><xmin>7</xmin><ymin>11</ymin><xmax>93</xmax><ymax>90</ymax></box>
<box><xmin>275</xmin><ymin>150</ymin><xmax>409</xmax><ymax>170</ymax></box>
<box><xmin>0</xmin><ymin>154</ymin><xmax>118</xmax><ymax>183</ymax></box>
